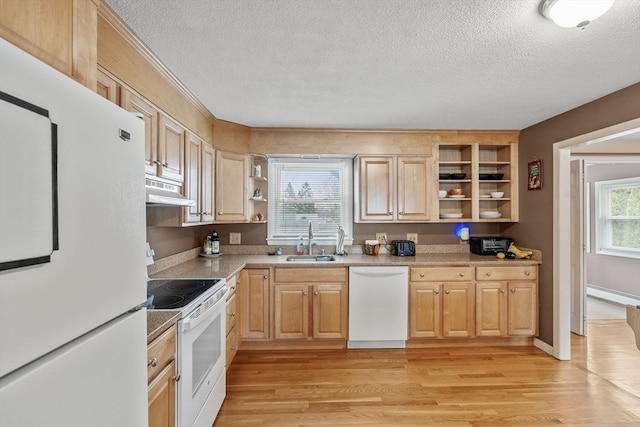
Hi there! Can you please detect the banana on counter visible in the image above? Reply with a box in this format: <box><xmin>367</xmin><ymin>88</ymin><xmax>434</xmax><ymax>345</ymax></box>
<box><xmin>496</xmin><ymin>243</ymin><xmax>533</xmax><ymax>259</ymax></box>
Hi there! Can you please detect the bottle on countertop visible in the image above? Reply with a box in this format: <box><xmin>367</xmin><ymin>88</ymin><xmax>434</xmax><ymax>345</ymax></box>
<box><xmin>296</xmin><ymin>236</ymin><xmax>305</xmax><ymax>255</ymax></box>
<box><xmin>203</xmin><ymin>235</ymin><xmax>213</xmax><ymax>255</ymax></box>
<box><xmin>211</xmin><ymin>231</ymin><xmax>220</xmax><ymax>254</ymax></box>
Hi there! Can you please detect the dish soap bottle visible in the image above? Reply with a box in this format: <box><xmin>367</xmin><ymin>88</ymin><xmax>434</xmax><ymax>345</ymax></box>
<box><xmin>296</xmin><ymin>236</ymin><xmax>305</xmax><ymax>255</ymax></box>
<box><xmin>211</xmin><ymin>231</ymin><xmax>220</xmax><ymax>254</ymax></box>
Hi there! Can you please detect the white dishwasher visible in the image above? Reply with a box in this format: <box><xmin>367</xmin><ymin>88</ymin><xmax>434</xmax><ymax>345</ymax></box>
<box><xmin>348</xmin><ymin>266</ymin><xmax>409</xmax><ymax>349</ymax></box>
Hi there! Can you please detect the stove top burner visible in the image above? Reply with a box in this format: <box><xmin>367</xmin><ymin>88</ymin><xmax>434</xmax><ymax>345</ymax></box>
<box><xmin>147</xmin><ymin>278</ymin><xmax>223</xmax><ymax>310</ymax></box>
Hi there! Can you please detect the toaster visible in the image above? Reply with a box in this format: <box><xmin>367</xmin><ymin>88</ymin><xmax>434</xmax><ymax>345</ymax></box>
<box><xmin>390</xmin><ymin>240</ymin><xmax>415</xmax><ymax>256</ymax></box>
<box><xmin>469</xmin><ymin>236</ymin><xmax>512</xmax><ymax>255</ymax></box>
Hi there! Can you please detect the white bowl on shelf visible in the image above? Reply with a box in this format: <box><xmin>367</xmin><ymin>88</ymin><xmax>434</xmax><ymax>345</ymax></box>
<box><xmin>480</xmin><ymin>211</ymin><xmax>502</xmax><ymax>218</ymax></box>
<box><xmin>439</xmin><ymin>190</ymin><xmax>447</xmax><ymax>198</ymax></box>
<box><xmin>490</xmin><ymin>192</ymin><xmax>504</xmax><ymax>198</ymax></box>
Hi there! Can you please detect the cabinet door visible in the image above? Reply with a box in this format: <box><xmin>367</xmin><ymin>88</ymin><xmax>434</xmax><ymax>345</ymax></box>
<box><xmin>241</xmin><ymin>269</ymin><xmax>270</xmax><ymax>339</ymax></box>
<box><xmin>148</xmin><ymin>360</ymin><xmax>176</xmax><ymax>427</ymax></box>
<box><xmin>442</xmin><ymin>283</ymin><xmax>475</xmax><ymax>338</ymax></box>
<box><xmin>96</xmin><ymin>69</ymin><xmax>119</xmax><ymax>104</ymax></box>
<box><xmin>409</xmin><ymin>283</ymin><xmax>442</xmax><ymax>338</ymax></box>
<box><xmin>201</xmin><ymin>143</ymin><xmax>215</xmax><ymax>223</ymax></box>
<box><xmin>183</xmin><ymin>132</ymin><xmax>202</xmax><ymax>223</ymax></box>
<box><xmin>312</xmin><ymin>284</ymin><xmax>348</xmax><ymax>339</ymax></box>
<box><xmin>122</xmin><ymin>88</ymin><xmax>159</xmax><ymax>176</ymax></box>
<box><xmin>274</xmin><ymin>284</ymin><xmax>309</xmax><ymax>339</ymax></box>
<box><xmin>397</xmin><ymin>156</ymin><xmax>430</xmax><ymax>221</ymax></box>
<box><xmin>216</xmin><ymin>151</ymin><xmax>249</xmax><ymax>222</ymax></box>
<box><xmin>508</xmin><ymin>282</ymin><xmax>538</xmax><ymax>336</ymax></box>
<box><xmin>225</xmin><ymin>323</ymin><xmax>240</xmax><ymax>370</ymax></box>
<box><xmin>476</xmin><ymin>282</ymin><xmax>507</xmax><ymax>337</ymax></box>
<box><xmin>158</xmin><ymin>114</ymin><xmax>185</xmax><ymax>183</ymax></box>
<box><xmin>358</xmin><ymin>157</ymin><xmax>394</xmax><ymax>221</ymax></box>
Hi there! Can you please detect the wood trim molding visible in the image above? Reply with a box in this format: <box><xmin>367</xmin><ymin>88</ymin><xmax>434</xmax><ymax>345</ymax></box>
<box><xmin>96</xmin><ymin>0</ymin><xmax>212</xmax><ymax>119</ymax></box>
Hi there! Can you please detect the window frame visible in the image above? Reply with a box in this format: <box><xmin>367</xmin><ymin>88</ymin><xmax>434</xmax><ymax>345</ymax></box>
<box><xmin>267</xmin><ymin>156</ymin><xmax>354</xmax><ymax>247</ymax></box>
<box><xmin>594</xmin><ymin>176</ymin><xmax>640</xmax><ymax>259</ymax></box>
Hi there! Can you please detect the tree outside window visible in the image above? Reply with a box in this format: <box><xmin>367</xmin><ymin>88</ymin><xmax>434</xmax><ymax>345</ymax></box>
<box><xmin>595</xmin><ymin>177</ymin><xmax>640</xmax><ymax>259</ymax></box>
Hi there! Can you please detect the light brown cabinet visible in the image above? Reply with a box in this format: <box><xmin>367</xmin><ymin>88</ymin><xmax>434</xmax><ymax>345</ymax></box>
<box><xmin>183</xmin><ymin>132</ymin><xmax>214</xmax><ymax>224</ymax></box>
<box><xmin>147</xmin><ymin>326</ymin><xmax>176</xmax><ymax>427</ymax></box>
<box><xmin>121</xmin><ymin>88</ymin><xmax>185</xmax><ymax>183</ymax></box>
<box><xmin>249</xmin><ymin>155</ymin><xmax>268</xmax><ymax>223</ymax></box>
<box><xmin>437</xmin><ymin>142</ymin><xmax>518</xmax><ymax>222</ymax></box>
<box><xmin>96</xmin><ymin>68</ymin><xmax>119</xmax><ymax>104</ymax></box>
<box><xmin>225</xmin><ymin>275</ymin><xmax>241</xmax><ymax>369</ymax></box>
<box><xmin>409</xmin><ymin>267</ymin><xmax>475</xmax><ymax>339</ymax></box>
<box><xmin>215</xmin><ymin>151</ymin><xmax>249</xmax><ymax>222</ymax></box>
<box><xmin>476</xmin><ymin>266</ymin><xmax>538</xmax><ymax>337</ymax></box>
<box><xmin>355</xmin><ymin>155</ymin><xmax>432</xmax><ymax>222</ymax></box>
<box><xmin>241</xmin><ymin>269</ymin><xmax>270</xmax><ymax>340</ymax></box>
<box><xmin>273</xmin><ymin>268</ymin><xmax>348</xmax><ymax>340</ymax></box>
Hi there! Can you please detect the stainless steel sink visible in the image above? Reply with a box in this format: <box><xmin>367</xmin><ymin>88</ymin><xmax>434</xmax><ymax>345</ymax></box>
<box><xmin>285</xmin><ymin>255</ymin><xmax>336</xmax><ymax>262</ymax></box>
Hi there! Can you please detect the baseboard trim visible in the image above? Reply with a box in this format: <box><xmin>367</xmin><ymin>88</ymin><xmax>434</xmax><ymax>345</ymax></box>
<box><xmin>586</xmin><ymin>285</ymin><xmax>640</xmax><ymax>306</ymax></box>
<box><xmin>533</xmin><ymin>338</ymin><xmax>554</xmax><ymax>356</ymax></box>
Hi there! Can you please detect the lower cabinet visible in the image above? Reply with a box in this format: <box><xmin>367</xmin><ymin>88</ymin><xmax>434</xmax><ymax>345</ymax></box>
<box><xmin>225</xmin><ymin>274</ymin><xmax>241</xmax><ymax>369</ymax></box>
<box><xmin>241</xmin><ymin>268</ymin><xmax>270</xmax><ymax>339</ymax></box>
<box><xmin>410</xmin><ymin>267</ymin><xmax>475</xmax><ymax>339</ymax></box>
<box><xmin>147</xmin><ymin>325</ymin><xmax>177</xmax><ymax>427</ymax></box>
<box><xmin>475</xmin><ymin>266</ymin><xmax>538</xmax><ymax>337</ymax></box>
<box><xmin>273</xmin><ymin>268</ymin><xmax>348</xmax><ymax>340</ymax></box>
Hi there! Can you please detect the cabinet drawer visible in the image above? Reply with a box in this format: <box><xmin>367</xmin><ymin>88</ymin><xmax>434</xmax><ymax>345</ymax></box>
<box><xmin>226</xmin><ymin>274</ymin><xmax>237</xmax><ymax>299</ymax></box>
<box><xmin>226</xmin><ymin>292</ymin><xmax>237</xmax><ymax>336</ymax></box>
<box><xmin>225</xmin><ymin>324</ymin><xmax>240</xmax><ymax>369</ymax></box>
<box><xmin>147</xmin><ymin>325</ymin><xmax>176</xmax><ymax>384</ymax></box>
<box><xmin>410</xmin><ymin>267</ymin><xmax>473</xmax><ymax>282</ymax></box>
<box><xmin>274</xmin><ymin>267</ymin><xmax>347</xmax><ymax>283</ymax></box>
<box><xmin>476</xmin><ymin>266</ymin><xmax>538</xmax><ymax>281</ymax></box>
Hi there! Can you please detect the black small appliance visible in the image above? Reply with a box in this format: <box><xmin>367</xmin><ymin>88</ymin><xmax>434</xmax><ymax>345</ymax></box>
<box><xmin>390</xmin><ymin>240</ymin><xmax>415</xmax><ymax>256</ymax></box>
<box><xmin>470</xmin><ymin>236</ymin><xmax>512</xmax><ymax>255</ymax></box>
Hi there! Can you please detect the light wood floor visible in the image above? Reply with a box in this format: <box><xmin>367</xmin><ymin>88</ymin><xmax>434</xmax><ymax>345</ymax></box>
<box><xmin>215</xmin><ymin>322</ymin><xmax>640</xmax><ymax>426</ymax></box>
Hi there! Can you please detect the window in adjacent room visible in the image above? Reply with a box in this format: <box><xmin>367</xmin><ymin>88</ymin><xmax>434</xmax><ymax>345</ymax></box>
<box><xmin>595</xmin><ymin>176</ymin><xmax>640</xmax><ymax>259</ymax></box>
<box><xmin>267</xmin><ymin>157</ymin><xmax>353</xmax><ymax>246</ymax></box>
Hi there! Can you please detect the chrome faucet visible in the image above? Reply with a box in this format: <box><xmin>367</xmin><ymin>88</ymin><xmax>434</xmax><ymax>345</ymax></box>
<box><xmin>308</xmin><ymin>221</ymin><xmax>314</xmax><ymax>255</ymax></box>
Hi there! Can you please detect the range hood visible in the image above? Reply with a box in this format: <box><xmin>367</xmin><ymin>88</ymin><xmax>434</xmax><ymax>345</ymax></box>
<box><xmin>145</xmin><ymin>177</ymin><xmax>195</xmax><ymax>207</ymax></box>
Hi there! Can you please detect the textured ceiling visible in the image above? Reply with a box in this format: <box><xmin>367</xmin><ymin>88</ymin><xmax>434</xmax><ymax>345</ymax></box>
<box><xmin>104</xmin><ymin>0</ymin><xmax>640</xmax><ymax>130</ymax></box>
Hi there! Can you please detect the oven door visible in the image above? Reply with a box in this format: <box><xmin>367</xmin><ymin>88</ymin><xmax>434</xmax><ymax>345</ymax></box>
<box><xmin>177</xmin><ymin>286</ymin><xmax>227</xmax><ymax>427</ymax></box>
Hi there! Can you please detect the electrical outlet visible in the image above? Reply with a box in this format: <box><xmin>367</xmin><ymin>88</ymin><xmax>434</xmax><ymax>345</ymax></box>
<box><xmin>375</xmin><ymin>233</ymin><xmax>388</xmax><ymax>244</ymax></box>
<box><xmin>229</xmin><ymin>232</ymin><xmax>241</xmax><ymax>245</ymax></box>
<box><xmin>407</xmin><ymin>233</ymin><xmax>418</xmax><ymax>244</ymax></box>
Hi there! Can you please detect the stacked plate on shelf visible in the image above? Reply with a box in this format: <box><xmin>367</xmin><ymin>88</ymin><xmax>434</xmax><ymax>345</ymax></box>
<box><xmin>479</xmin><ymin>211</ymin><xmax>502</xmax><ymax>219</ymax></box>
<box><xmin>440</xmin><ymin>213</ymin><xmax>463</xmax><ymax>219</ymax></box>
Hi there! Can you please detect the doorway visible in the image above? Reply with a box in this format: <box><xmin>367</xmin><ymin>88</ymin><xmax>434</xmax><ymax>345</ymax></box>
<box><xmin>553</xmin><ymin>117</ymin><xmax>640</xmax><ymax>360</ymax></box>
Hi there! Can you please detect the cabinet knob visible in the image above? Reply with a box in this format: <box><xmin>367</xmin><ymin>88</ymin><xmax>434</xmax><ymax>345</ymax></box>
<box><xmin>217</xmin><ymin>211</ymin><xmax>223</xmax><ymax>215</ymax></box>
<box><xmin>525</xmin><ymin>271</ymin><xmax>530</xmax><ymax>276</ymax></box>
<box><xmin>231</xmin><ymin>312</ymin><xmax>236</xmax><ymax>317</ymax></box>
<box><xmin>485</xmin><ymin>272</ymin><xmax>491</xmax><ymax>277</ymax></box>
<box><xmin>445</xmin><ymin>290</ymin><xmax>450</xmax><ymax>294</ymax></box>
<box><xmin>153</xmin><ymin>160</ymin><xmax>160</xmax><ymax>165</ymax></box>
<box><xmin>302</xmin><ymin>290</ymin><xmax>308</xmax><ymax>296</ymax></box>
<box><xmin>162</xmin><ymin>163</ymin><xmax>169</xmax><ymax>168</ymax></box>
<box><xmin>147</xmin><ymin>357</ymin><xmax>158</xmax><ymax>368</ymax></box>
<box><xmin>389</xmin><ymin>211</ymin><xmax>393</xmax><ymax>215</ymax></box>
<box><xmin>511</xmin><ymin>288</ymin><xmax>516</xmax><ymax>293</ymax></box>
<box><xmin>314</xmin><ymin>291</ymin><xmax>319</xmax><ymax>295</ymax></box>
<box><xmin>174</xmin><ymin>374</ymin><xmax>181</xmax><ymax>382</ymax></box>
<box><xmin>435</xmin><ymin>290</ymin><xmax>440</xmax><ymax>295</ymax></box>
<box><xmin>500</xmin><ymin>289</ymin><xmax>505</xmax><ymax>294</ymax></box>
<box><xmin>231</xmin><ymin>346</ymin><xmax>237</xmax><ymax>350</ymax></box>
<box><xmin>263</xmin><ymin>275</ymin><xmax>268</xmax><ymax>279</ymax></box>
<box><xmin>419</xmin><ymin>273</ymin><xmax>425</xmax><ymax>278</ymax></box>
<box><xmin>459</xmin><ymin>273</ymin><xmax>465</xmax><ymax>277</ymax></box>
<box><xmin>399</xmin><ymin>211</ymin><xmax>404</xmax><ymax>215</ymax></box>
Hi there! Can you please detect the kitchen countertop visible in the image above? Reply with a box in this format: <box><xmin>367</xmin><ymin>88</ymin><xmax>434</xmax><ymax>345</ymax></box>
<box><xmin>149</xmin><ymin>252</ymin><xmax>541</xmax><ymax>282</ymax></box>
<box><xmin>147</xmin><ymin>310</ymin><xmax>180</xmax><ymax>344</ymax></box>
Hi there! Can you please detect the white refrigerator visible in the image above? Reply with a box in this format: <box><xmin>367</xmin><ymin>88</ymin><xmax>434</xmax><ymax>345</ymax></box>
<box><xmin>0</xmin><ymin>39</ymin><xmax>149</xmax><ymax>426</ymax></box>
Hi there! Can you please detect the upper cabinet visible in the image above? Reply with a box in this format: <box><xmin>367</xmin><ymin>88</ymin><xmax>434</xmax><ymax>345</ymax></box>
<box><xmin>355</xmin><ymin>155</ymin><xmax>432</xmax><ymax>222</ymax></box>
<box><xmin>0</xmin><ymin>0</ymin><xmax>97</xmax><ymax>89</ymax></box>
<box><xmin>249</xmin><ymin>156</ymin><xmax>268</xmax><ymax>223</ymax></box>
<box><xmin>121</xmin><ymin>87</ymin><xmax>185</xmax><ymax>184</ymax></box>
<box><xmin>215</xmin><ymin>151</ymin><xmax>249</xmax><ymax>222</ymax></box>
<box><xmin>437</xmin><ymin>142</ymin><xmax>518</xmax><ymax>222</ymax></box>
<box><xmin>183</xmin><ymin>132</ymin><xmax>215</xmax><ymax>224</ymax></box>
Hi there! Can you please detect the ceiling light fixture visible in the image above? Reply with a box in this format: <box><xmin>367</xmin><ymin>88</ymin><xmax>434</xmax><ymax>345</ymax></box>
<box><xmin>540</xmin><ymin>0</ymin><xmax>615</xmax><ymax>28</ymax></box>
